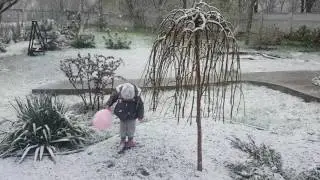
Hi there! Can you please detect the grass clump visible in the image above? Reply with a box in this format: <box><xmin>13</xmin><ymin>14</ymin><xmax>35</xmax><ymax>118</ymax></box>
<box><xmin>0</xmin><ymin>95</ymin><xmax>88</xmax><ymax>163</ymax></box>
<box><xmin>103</xmin><ymin>29</ymin><xmax>131</xmax><ymax>49</ymax></box>
<box><xmin>71</xmin><ymin>34</ymin><xmax>96</xmax><ymax>49</ymax></box>
<box><xmin>227</xmin><ymin>136</ymin><xmax>287</xmax><ymax>180</ymax></box>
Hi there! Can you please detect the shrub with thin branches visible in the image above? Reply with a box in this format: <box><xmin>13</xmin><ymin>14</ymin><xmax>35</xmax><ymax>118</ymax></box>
<box><xmin>0</xmin><ymin>95</ymin><xmax>88</xmax><ymax>163</ymax></box>
<box><xmin>60</xmin><ymin>54</ymin><xmax>123</xmax><ymax>111</ymax></box>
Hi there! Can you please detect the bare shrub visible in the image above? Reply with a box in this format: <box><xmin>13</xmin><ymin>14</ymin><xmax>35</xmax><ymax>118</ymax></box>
<box><xmin>60</xmin><ymin>54</ymin><xmax>123</xmax><ymax>111</ymax></box>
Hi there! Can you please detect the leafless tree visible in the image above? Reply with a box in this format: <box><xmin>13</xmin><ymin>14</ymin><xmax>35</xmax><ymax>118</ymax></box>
<box><xmin>122</xmin><ymin>0</ymin><xmax>147</xmax><ymax>28</ymax></box>
<box><xmin>301</xmin><ymin>0</ymin><xmax>317</xmax><ymax>12</ymax></box>
<box><xmin>279</xmin><ymin>0</ymin><xmax>287</xmax><ymax>12</ymax></box>
<box><xmin>152</xmin><ymin>0</ymin><xmax>168</xmax><ymax>27</ymax></box>
<box><xmin>245</xmin><ymin>0</ymin><xmax>257</xmax><ymax>45</ymax></box>
<box><xmin>143</xmin><ymin>1</ymin><xmax>241</xmax><ymax>171</ymax></box>
<box><xmin>0</xmin><ymin>0</ymin><xmax>18</xmax><ymax>15</ymax></box>
<box><xmin>182</xmin><ymin>0</ymin><xmax>187</xmax><ymax>8</ymax></box>
<box><xmin>306</xmin><ymin>0</ymin><xmax>316</xmax><ymax>12</ymax></box>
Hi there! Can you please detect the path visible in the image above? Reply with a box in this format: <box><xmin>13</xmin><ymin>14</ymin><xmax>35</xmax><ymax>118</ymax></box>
<box><xmin>32</xmin><ymin>70</ymin><xmax>320</xmax><ymax>102</ymax></box>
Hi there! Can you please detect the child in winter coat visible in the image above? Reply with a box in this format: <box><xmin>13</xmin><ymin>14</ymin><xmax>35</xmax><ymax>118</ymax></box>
<box><xmin>105</xmin><ymin>83</ymin><xmax>144</xmax><ymax>149</ymax></box>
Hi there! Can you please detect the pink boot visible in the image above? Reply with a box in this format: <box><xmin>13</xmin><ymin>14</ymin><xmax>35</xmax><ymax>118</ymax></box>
<box><xmin>118</xmin><ymin>139</ymin><xmax>126</xmax><ymax>151</ymax></box>
<box><xmin>126</xmin><ymin>139</ymin><xmax>136</xmax><ymax>148</ymax></box>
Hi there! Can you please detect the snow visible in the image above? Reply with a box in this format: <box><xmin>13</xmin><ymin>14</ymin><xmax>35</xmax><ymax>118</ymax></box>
<box><xmin>0</xmin><ymin>85</ymin><xmax>319</xmax><ymax>179</ymax></box>
<box><xmin>312</xmin><ymin>75</ymin><xmax>320</xmax><ymax>86</ymax></box>
<box><xmin>0</xmin><ymin>34</ymin><xmax>320</xmax><ymax>179</ymax></box>
<box><xmin>0</xmin><ymin>41</ymin><xmax>29</xmax><ymax>58</ymax></box>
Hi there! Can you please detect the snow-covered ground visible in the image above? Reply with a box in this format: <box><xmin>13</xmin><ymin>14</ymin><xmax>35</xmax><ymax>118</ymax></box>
<box><xmin>312</xmin><ymin>75</ymin><xmax>320</xmax><ymax>86</ymax></box>
<box><xmin>0</xmin><ymin>84</ymin><xmax>319</xmax><ymax>180</ymax></box>
<box><xmin>0</xmin><ymin>41</ymin><xmax>29</xmax><ymax>58</ymax></box>
<box><xmin>0</xmin><ymin>34</ymin><xmax>319</xmax><ymax>179</ymax></box>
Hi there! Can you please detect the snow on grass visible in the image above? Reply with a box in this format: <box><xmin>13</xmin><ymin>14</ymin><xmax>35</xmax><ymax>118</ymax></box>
<box><xmin>0</xmin><ymin>84</ymin><xmax>318</xmax><ymax>180</ymax></box>
<box><xmin>312</xmin><ymin>75</ymin><xmax>320</xmax><ymax>87</ymax></box>
<box><xmin>0</xmin><ymin>41</ymin><xmax>29</xmax><ymax>58</ymax></box>
<box><xmin>0</xmin><ymin>34</ymin><xmax>319</xmax><ymax>179</ymax></box>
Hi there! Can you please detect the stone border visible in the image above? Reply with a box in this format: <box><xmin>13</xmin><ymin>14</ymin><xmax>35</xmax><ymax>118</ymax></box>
<box><xmin>242</xmin><ymin>81</ymin><xmax>320</xmax><ymax>103</ymax></box>
<box><xmin>32</xmin><ymin>80</ymin><xmax>320</xmax><ymax>103</ymax></box>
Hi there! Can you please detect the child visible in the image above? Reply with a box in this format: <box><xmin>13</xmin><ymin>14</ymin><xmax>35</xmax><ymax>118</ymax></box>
<box><xmin>105</xmin><ymin>83</ymin><xmax>144</xmax><ymax>149</ymax></box>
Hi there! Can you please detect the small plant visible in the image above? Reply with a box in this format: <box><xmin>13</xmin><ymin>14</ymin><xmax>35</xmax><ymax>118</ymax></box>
<box><xmin>60</xmin><ymin>54</ymin><xmax>123</xmax><ymax>111</ymax></box>
<box><xmin>284</xmin><ymin>26</ymin><xmax>320</xmax><ymax>49</ymax></box>
<box><xmin>103</xmin><ymin>29</ymin><xmax>131</xmax><ymax>49</ymax></box>
<box><xmin>71</xmin><ymin>34</ymin><xmax>96</xmax><ymax>49</ymax></box>
<box><xmin>71</xmin><ymin>38</ymin><xmax>95</xmax><ymax>49</ymax></box>
<box><xmin>227</xmin><ymin>136</ymin><xmax>287</xmax><ymax>180</ymax></box>
<box><xmin>253</xmin><ymin>25</ymin><xmax>284</xmax><ymax>47</ymax></box>
<box><xmin>0</xmin><ymin>95</ymin><xmax>88</xmax><ymax>163</ymax></box>
<box><xmin>294</xmin><ymin>166</ymin><xmax>320</xmax><ymax>180</ymax></box>
<box><xmin>0</xmin><ymin>42</ymin><xmax>6</xmax><ymax>53</ymax></box>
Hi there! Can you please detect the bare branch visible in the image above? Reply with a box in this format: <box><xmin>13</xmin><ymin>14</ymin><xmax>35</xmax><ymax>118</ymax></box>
<box><xmin>0</xmin><ymin>0</ymin><xmax>18</xmax><ymax>15</ymax></box>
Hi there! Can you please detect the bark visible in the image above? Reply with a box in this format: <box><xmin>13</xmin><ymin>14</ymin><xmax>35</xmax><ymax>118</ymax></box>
<box><xmin>183</xmin><ymin>0</ymin><xmax>187</xmax><ymax>8</ymax></box>
<box><xmin>195</xmin><ymin>18</ymin><xmax>202</xmax><ymax>172</ymax></box>
<box><xmin>245</xmin><ymin>0</ymin><xmax>257</xmax><ymax>45</ymax></box>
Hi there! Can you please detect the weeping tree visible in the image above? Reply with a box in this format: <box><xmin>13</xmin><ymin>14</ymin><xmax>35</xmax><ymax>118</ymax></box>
<box><xmin>143</xmin><ymin>1</ymin><xmax>241</xmax><ymax>171</ymax></box>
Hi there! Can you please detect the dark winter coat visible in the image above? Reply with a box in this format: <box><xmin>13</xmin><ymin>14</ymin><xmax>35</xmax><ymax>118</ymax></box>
<box><xmin>105</xmin><ymin>88</ymin><xmax>144</xmax><ymax>121</ymax></box>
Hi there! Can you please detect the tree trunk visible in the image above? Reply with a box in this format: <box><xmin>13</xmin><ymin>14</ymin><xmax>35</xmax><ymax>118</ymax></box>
<box><xmin>59</xmin><ymin>0</ymin><xmax>64</xmax><ymax>26</ymax></box>
<box><xmin>238</xmin><ymin>0</ymin><xmax>241</xmax><ymax>29</ymax></box>
<box><xmin>98</xmin><ymin>0</ymin><xmax>104</xmax><ymax>31</ymax></box>
<box><xmin>183</xmin><ymin>0</ymin><xmax>187</xmax><ymax>8</ymax></box>
<box><xmin>306</xmin><ymin>0</ymin><xmax>316</xmax><ymax>13</ymax></box>
<box><xmin>78</xmin><ymin>0</ymin><xmax>85</xmax><ymax>35</ymax></box>
<box><xmin>195</xmin><ymin>19</ymin><xmax>202</xmax><ymax>172</ymax></box>
<box><xmin>301</xmin><ymin>0</ymin><xmax>305</xmax><ymax>12</ymax></box>
<box><xmin>245</xmin><ymin>0</ymin><xmax>257</xmax><ymax>45</ymax></box>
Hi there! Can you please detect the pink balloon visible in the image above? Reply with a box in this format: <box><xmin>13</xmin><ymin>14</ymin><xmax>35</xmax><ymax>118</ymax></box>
<box><xmin>92</xmin><ymin>109</ymin><xmax>112</xmax><ymax>130</ymax></box>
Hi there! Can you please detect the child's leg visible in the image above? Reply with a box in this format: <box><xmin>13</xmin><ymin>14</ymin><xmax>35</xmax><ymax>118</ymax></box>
<box><xmin>127</xmin><ymin>119</ymin><xmax>136</xmax><ymax>147</ymax></box>
<box><xmin>119</xmin><ymin>120</ymin><xmax>127</xmax><ymax>143</ymax></box>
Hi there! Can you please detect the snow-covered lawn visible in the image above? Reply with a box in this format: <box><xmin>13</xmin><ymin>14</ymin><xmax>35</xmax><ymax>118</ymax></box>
<box><xmin>0</xmin><ymin>34</ymin><xmax>319</xmax><ymax>179</ymax></box>
<box><xmin>0</xmin><ymin>41</ymin><xmax>29</xmax><ymax>58</ymax></box>
<box><xmin>0</xmin><ymin>84</ymin><xmax>318</xmax><ymax>180</ymax></box>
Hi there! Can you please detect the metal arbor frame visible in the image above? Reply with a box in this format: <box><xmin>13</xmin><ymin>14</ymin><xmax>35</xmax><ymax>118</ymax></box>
<box><xmin>27</xmin><ymin>20</ymin><xmax>47</xmax><ymax>56</ymax></box>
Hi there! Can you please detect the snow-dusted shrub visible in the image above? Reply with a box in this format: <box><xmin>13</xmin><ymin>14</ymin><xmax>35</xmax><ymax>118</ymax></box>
<box><xmin>0</xmin><ymin>42</ymin><xmax>6</xmax><ymax>53</ymax></box>
<box><xmin>60</xmin><ymin>54</ymin><xmax>123</xmax><ymax>111</ymax></box>
<box><xmin>293</xmin><ymin>167</ymin><xmax>320</xmax><ymax>180</ymax></box>
<box><xmin>252</xmin><ymin>25</ymin><xmax>284</xmax><ymax>47</ymax></box>
<box><xmin>71</xmin><ymin>34</ymin><xmax>96</xmax><ymax>49</ymax></box>
<box><xmin>311</xmin><ymin>76</ymin><xmax>320</xmax><ymax>87</ymax></box>
<box><xmin>0</xmin><ymin>95</ymin><xmax>88</xmax><ymax>163</ymax></box>
<box><xmin>227</xmin><ymin>136</ymin><xmax>287</xmax><ymax>180</ymax></box>
<box><xmin>284</xmin><ymin>26</ymin><xmax>320</xmax><ymax>48</ymax></box>
<box><xmin>103</xmin><ymin>29</ymin><xmax>131</xmax><ymax>49</ymax></box>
